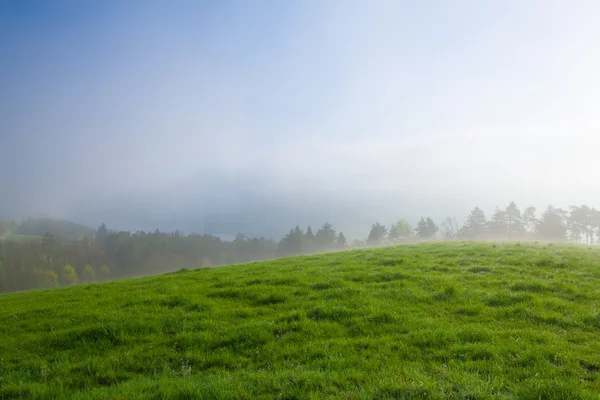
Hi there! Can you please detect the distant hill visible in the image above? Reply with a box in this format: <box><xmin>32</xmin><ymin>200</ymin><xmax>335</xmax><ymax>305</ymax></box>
<box><xmin>13</xmin><ymin>217</ymin><xmax>96</xmax><ymax>241</ymax></box>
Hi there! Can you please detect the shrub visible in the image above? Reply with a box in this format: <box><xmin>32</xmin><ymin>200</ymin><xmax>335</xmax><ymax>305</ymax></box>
<box><xmin>81</xmin><ymin>264</ymin><xmax>96</xmax><ymax>283</ymax></box>
<box><xmin>61</xmin><ymin>264</ymin><xmax>79</xmax><ymax>285</ymax></box>
<box><xmin>35</xmin><ymin>268</ymin><xmax>59</xmax><ymax>288</ymax></box>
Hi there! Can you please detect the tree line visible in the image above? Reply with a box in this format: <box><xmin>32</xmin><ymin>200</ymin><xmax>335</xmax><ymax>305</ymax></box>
<box><xmin>1</xmin><ymin>202</ymin><xmax>599</xmax><ymax>293</ymax></box>
<box><xmin>0</xmin><ymin>221</ymin><xmax>347</xmax><ymax>293</ymax></box>
<box><xmin>363</xmin><ymin>202</ymin><xmax>600</xmax><ymax>245</ymax></box>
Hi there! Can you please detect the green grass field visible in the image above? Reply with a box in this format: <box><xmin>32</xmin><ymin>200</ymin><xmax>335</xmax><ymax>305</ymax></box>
<box><xmin>1</xmin><ymin>242</ymin><xmax>599</xmax><ymax>399</ymax></box>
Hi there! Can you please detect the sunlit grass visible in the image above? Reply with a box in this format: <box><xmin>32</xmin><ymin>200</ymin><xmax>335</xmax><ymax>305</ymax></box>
<box><xmin>1</xmin><ymin>242</ymin><xmax>599</xmax><ymax>399</ymax></box>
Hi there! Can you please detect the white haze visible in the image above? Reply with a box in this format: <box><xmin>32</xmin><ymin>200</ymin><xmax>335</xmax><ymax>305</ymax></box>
<box><xmin>1</xmin><ymin>1</ymin><xmax>599</xmax><ymax>237</ymax></box>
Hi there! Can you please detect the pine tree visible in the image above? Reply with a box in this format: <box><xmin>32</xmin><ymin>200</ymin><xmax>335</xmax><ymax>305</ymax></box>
<box><xmin>337</xmin><ymin>232</ymin><xmax>347</xmax><ymax>248</ymax></box>
<box><xmin>537</xmin><ymin>206</ymin><xmax>567</xmax><ymax>241</ymax></box>
<box><xmin>367</xmin><ymin>223</ymin><xmax>387</xmax><ymax>245</ymax></box>
<box><xmin>425</xmin><ymin>218</ymin><xmax>439</xmax><ymax>239</ymax></box>
<box><xmin>315</xmin><ymin>223</ymin><xmax>336</xmax><ymax>250</ymax></box>
<box><xmin>488</xmin><ymin>207</ymin><xmax>508</xmax><ymax>238</ymax></box>
<box><xmin>95</xmin><ymin>223</ymin><xmax>108</xmax><ymax>245</ymax></box>
<box><xmin>415</xmin><ymin>218</ymin><xmax>428</xmax><ymax>239</ymax></box>
<box><xmin>460</xmin><ymin>207</ymin><xmax>487</xmax><ymax>239</ymax></box>
<box><xmin>303</xmin><ymin>226</ymin><xmax>316</xmax><ymax>253</ymax></box>
<box><xmin>305</xmin><ymin>226</ymin><xmax>314</xmax><ymax>240</ymax></box>
<box><xmin>505</xmin><ymin>202</ymin><xmax>524</xmax><ymax>239</ymax></box>
<box><xmin>415</xmin><ymin>217</ymin><xmax>437</xmax><ymax>239</ymax></box>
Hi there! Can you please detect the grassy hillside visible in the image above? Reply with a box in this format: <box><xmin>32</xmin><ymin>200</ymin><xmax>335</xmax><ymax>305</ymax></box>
<box><xmin>3</xmin><ymin>233</ymin><xmax>43</xmax><ymax>243</ymax></box>
<box><xmin>1</xmin><ymin>242</ymin><xmax>599</xmax><ymax>399</ymax></box>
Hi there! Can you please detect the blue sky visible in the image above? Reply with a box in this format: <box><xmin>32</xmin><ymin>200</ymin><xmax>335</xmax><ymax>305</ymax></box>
<box><xmin>1</xmin><ymin>1</ymin><xmax>599</xmax><ymax>237</ymax></box>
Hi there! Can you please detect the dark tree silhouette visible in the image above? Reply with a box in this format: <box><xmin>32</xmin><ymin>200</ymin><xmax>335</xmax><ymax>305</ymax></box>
<box><xmin>459</xmin><ymin>207</ymin><xmax>487</xmax><ymax>239</ymax></box>
<box><xmin>367</xmin><ymin>223</ymin><xmax>387</xmax><ymax>245</ymax></box>
<box><xmin>537</xmin><ymin>206</ymin><xmax>567</xmax><ymax>241</ymax></box>
<box><xmin>337</xmin><ymin>232</ymin><xmax>347</xmax><ymax>248</ymax></box>
<box><xmin>415</xmin><ymin>217</ymin><xmax>438</xmax><ymax>239</ymax></box>
<box><xmin>95</xmin><ymin>223</ymin><xmax>108</xmax><ymax>245</ymax></box>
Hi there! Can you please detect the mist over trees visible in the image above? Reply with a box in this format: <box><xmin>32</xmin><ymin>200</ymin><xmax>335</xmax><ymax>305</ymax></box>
<box><xmin>389</xmin><ymin>219</ymin><xmax>414</xmax><ymax>242</ymax></box>
<box><xmin>367</xmin><ymin>223</ymin><xmax>388</xmax><ymax>246</ymax></box>
<box><xmin>415</xmin><ymin>218</ymin><xmax>438</xmax><ymax>239</ymax></box>
<box><xmin>1</xmin><ymin>201</ymin><xmax>600</xmax><ymax>293</ymax></box>
<box><xmin>0</xmin><ymin>220</ymin><xmax>347</xmax><ymax>293</ymax></box>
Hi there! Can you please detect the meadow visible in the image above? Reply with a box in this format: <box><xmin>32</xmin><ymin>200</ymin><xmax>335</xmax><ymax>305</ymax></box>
<box><xmin>1</xmin><ymin>242</ymin><xmax>599</xmax><ymax>399</ymax></box>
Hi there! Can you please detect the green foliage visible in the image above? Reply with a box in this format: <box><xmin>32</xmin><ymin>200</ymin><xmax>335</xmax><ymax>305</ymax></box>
<box><xmin>315</xmin><ymin>222</ymin><xmax>336</xmax><ymax>250</ymax></box>
<box><xmin>1</xmin><ymin>243</ymin><xmax>600</xmax><ymax>399</ymax></box>
<box><xmin>1</xmin><ymin>201</ymin><xmax>600</xmax><ymax>295</ymax></box>
<box><xmin>336</xmin><ymin>232</ymin><xmax>346</xmax><ymax>248</ymax></box>
<box><xmin>98</xmin><ymin>265</ymin><xmax>111</xmax><ymax>280</ymax></box>
<box><xmin>415</xmin><ymin>217</ymin><xmax>438</xmax><ymax>239</ymax></box>
<box><xmin>279</xmin><ymin>226</ymin><xmax>304</xmax><ymax>256</ymax></box>
<box><xmin>95</xmin><ymin>223</ymin><xmax>108</xmax><ymax>245</ymax></box>
<box><xmin>303</xmin><ymin>226</ymin><xmax>316</xmax><ymax>253</ymax></box>
<box><xmin>568</xmin><ymin>205</ymin><xmax>599</xmax><ymax>244</ymax></box>
<box><xmin>61</xmin><ymin>264</ymin><xmax>79</xmax><ymax>285</ymax></box>
<box><xmin>279</xmin><ymin>223</ymin><xmax>344</xmax><ymax>257</ymax></box>
<box><xmin>488</xmin><ymin>206</ymin><xmax>508</xmax><ymax>237</ymax></box>
<box><xmin>367</xmin><ymin>222</ymin><xmax>387</xmax><ymax>245</ymax></box>
<box><xmin>537</xmin><ymin>206</ymin><xmax>567</xmax><ymax>241</ymax></box>
<box><xmin>486</xmin><ymin>202</ymin><xmax>526</xmax><ymax>240</ymax></box>
<box><xmin>389</xmin><ymin>219</ymin><xmax>414</xmax><ymax>241</ymax></box>
<box><xmin>505</xmin><ymin>201</ymin><xmax>525</xmax><ymax>238</ymax></box>
<box><xmin>34</xmin><ymin>268</ymin><xmax>59</xmax><ymax>288</ymax></box>
<box><xmin>460</xmin><ymin>206</ymin><xmax>487</xmax><ymax>239</ymax></box>
<box><xmin>81</xmin><ymin>264</ymin><xmax>96</xmax><ymax>283</ymax></box>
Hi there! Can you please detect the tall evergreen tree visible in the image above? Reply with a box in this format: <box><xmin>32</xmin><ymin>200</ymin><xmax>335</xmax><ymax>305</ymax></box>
<box><xmin>522</xmin><ymin>206</ymin><xmax>537</xmax><ymax>235</ymax></box>
<box><xmin>315</xmin><ymin>223</ymin><xmax>336</xmax><ymax>250</ymax></box>
<box><xmin>303</xmin><ymin>226</ymin><xmax>316</xmax><ymax>253</ymax></box>
<box><xmin>426</xmin><ymin>217</ymin><xmax>439</xmax><ymax>239</ymax></box>
<box><xmin>488</xmin><ymin>207</ymin><xmax>508</xmax><ymax>238</ymax></box>
<box><xmin>337</xmin><ymin>232</ymin><xmax>347</xmax><ymax>248</ymax></box>
<box><xmin>460</xmin><ymin>207</ymin><xmax>487</xmax><ymax>239</ymax></box>
<box><xmin>415</xmin><ymin>218</ymin><xmax>428</xmax><ymax>239</ymax></box>
<box><xmin>537</xmin><ymin>206</ymin><xmax>567</xmax><ymax>241</ymax></box>
<box><xmin>367</xmin><ymin>223</ymin><xmax>387</xmax><ymax>245</ymax></box>
<box><xmin>95</xmin><ymin>223</ymin><xmax>108</xmax><ymax>245</ymax></box>
<box><xmin>415</xmin><ymin>217</ymin><xmax>438</xmax><ymax>239</ymax></box>
<box><xmin>305</xmin><ymin>226</ymin><xmax>314</xmax><ymax>240</ymax></box>
<box><xmin>505</xmin><ymin>201</ymin><xmax>525</xmax><ymax>239</ymax></box>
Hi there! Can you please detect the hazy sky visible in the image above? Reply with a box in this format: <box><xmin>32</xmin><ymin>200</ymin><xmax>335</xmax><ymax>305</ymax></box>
<box><xmin>1</xmin><ymin>1</ymin><xmax>599</xmax><ymax>237</ymax></box>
